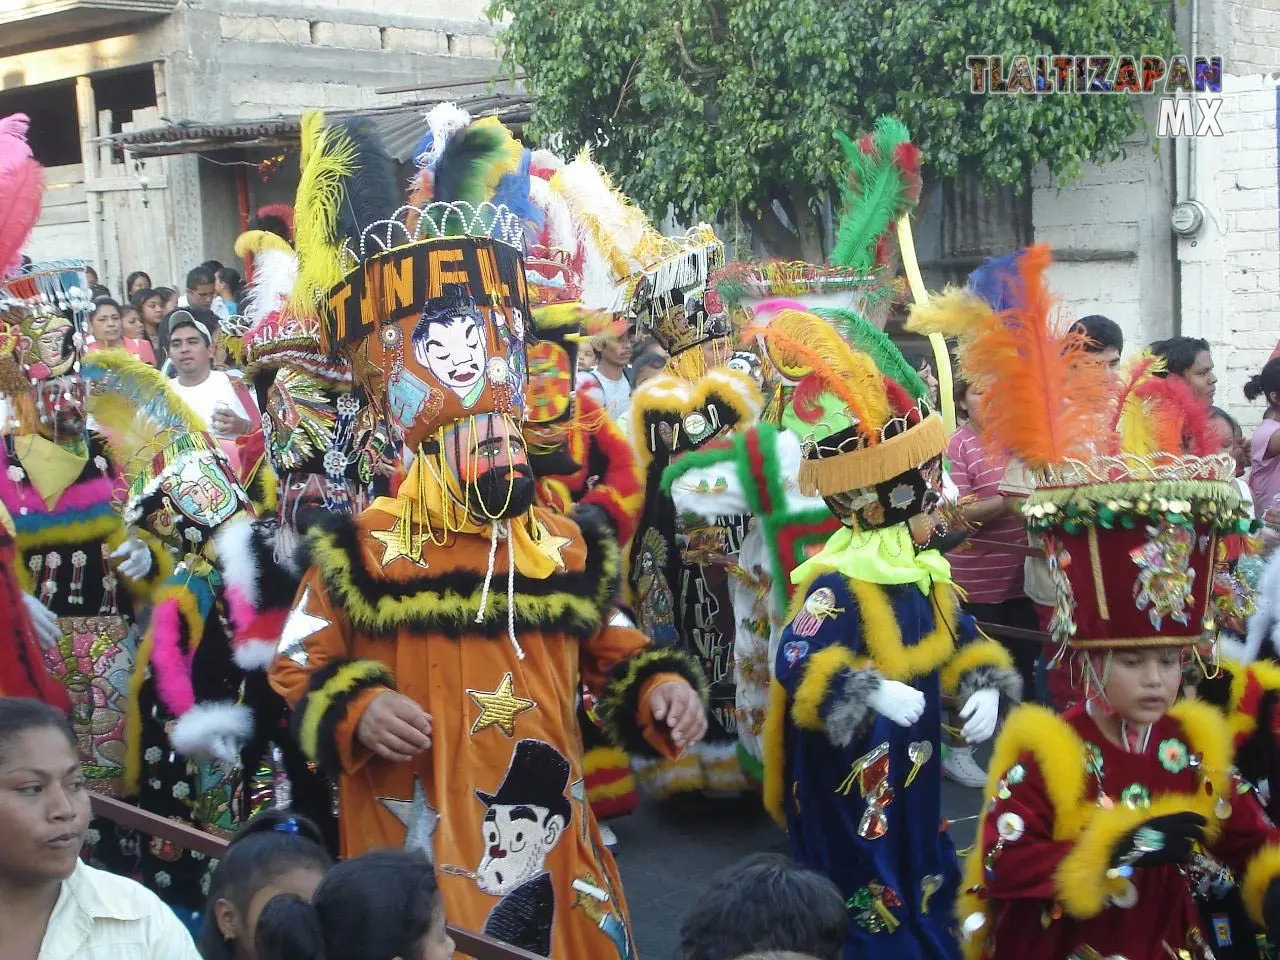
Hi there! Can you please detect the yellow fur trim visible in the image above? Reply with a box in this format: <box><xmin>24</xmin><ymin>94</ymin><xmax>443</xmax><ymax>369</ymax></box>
<box><xmin>308</xmin><ymin>530</ymin><xmax>606</xmax><ymax>633</ymax></box>
<box><xmin>234</xmin><ymin>229</ymin><xmax>294</xmax><ymax>260</ymax></box>
<box><xmin>850</xmin><ymin>578</ymin><xmax>958</xmax><ymax>682</ymax></box>
<box><xmin>587</xmin><ymin>775</ymin><xmax>638</xmax><ymax>803</ymax></box>
<box><xmin>297</xmin><ymin>660</ymin><xmax>394</xmax><ymax>762</ymax></box>
<box><xmin>1170</xmin><ymin>697</ymin><xmax>1232</xmax><ymax>816</ymax></box>
<box><xmin>1054</xmin><ymin>792</ymin><xmax>1210</xmax><ymax>919</ymax></box>
<box><xmin>939</xmin><ymin>638</ymin><xmax>1014</xmax><ymax>696</ymax></box>
<box><xmin>627</xmin><ymin>368</ymin><xmax>763</xmax><ymax>471</ymax></box>
<box><xmin>1226</xmin><ymin>659</ymin><xmax>1280</xmax><ymax>744</ymax></box>
<box><xmin>582</xmin><ymin>746</ymin><xmax>633</xmax><ymax>775</ymax></box>
<box><xmin>1241</xmin><ymin>843</ymin><xmax>1280</xmax><ymax>926</ymax></box>
<box><xmin>762</xmin><ymin>679</ymin><xmax>789</xmax><ymax>827</ymax></box>
<box><xmin>790</xmin><ymin>647</ymin><xmax>875</xmax><ymax>732</ymax></box>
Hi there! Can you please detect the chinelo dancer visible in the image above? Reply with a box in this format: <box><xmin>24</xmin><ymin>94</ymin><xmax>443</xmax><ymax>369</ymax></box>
<box><xmin>268</xmin><ymin>112</ymin><xmax>709</xmax><ymax>959</ymax></box>
<box><xmin>910</xmin><ymin>243</ymin><xmax>1280</xmax><ymax>960</ymax></box>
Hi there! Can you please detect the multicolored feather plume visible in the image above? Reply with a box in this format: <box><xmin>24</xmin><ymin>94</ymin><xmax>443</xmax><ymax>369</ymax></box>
<box><xmin>0</xmin><ymin>114</ymin><xmax>45</xmax><ymax>278</ymax></box>
<box><xmin>1128</xmin><ymin>374</ymin><xmax>1216</xmax><ymax>457</ymax></box>
<box><xmin>81</xmin><ymin>349</ymin><xmax>208</xmax><ymax>490</ymax></box>
<box><xmin>813</xmin><ymin>306</ymin><xmax>928</xmax><ymax>400</ymax></box>
<box><xmin>744</xmin><ymin>308</ymin><xmax>890</xmax><ymax>438</ymax></box>
<box><xmin>432</xmin><ymin>116</ymin><xmax>523</xmax><ymax>209</ymax></box>
<box><xmin>290</xmin><ymin>113</ymin><xmax>356</xmax><ymax>314</ymax></box>
<box><xmin>830</xmin><ymin>117</ymin><xmax>922</xmax><ymax>274</ymax></box>
<box><xmin>905</xmin><ymin>243</ymin><xmax>1110</xmax><ymax>467</ymax></box>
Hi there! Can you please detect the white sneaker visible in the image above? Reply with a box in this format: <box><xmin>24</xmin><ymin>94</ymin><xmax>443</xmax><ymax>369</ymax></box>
<box><xmin>598</xmin><ymin>823</ymin><xmax>619</xmax><ymax>849</ymax></box>
<box><xmin>942</xmin><ymin>746</ymin><xmax>987</xmax><ymax>788</ymax></box>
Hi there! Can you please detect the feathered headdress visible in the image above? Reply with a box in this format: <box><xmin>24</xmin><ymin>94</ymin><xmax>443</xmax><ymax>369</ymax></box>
<box><xmin>830</xmin><ymin>116</ymin><xmax>922</xmax><ymax>275</ymax></box>
<box><xmin>906</xmin><ymin>244</ymin><xmax>1111</xmax><ymax>468</ymax></box>
<box><xmin>0</xmin><ymin>114</ymin><xmax>45</xmax><ymax>279</ymax></box>
<box><xmin>290</xmin><ymin>112</ymin><xmax>356</xmax><ymax>314</ymax></box>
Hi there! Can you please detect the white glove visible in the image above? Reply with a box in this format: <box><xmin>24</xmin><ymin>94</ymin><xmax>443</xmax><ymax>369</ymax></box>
<box><xmin>868</xmin><ymin>679</ymin><xmax>926</xmax><ymax>728</ymax></box>
<box><xmin>22</xmin><ymin>593</ymin><xmax>61</xmax><ymax>649</ymax></box>
<box><xmin>959</xmin><ymin>688</ymin><xmax>1001</xmax><ymax>744</ymax></box>
<box><xmin>110</xmin><ymin>537</ymin><xmax>152</xmax><ymax>580</ymax></box>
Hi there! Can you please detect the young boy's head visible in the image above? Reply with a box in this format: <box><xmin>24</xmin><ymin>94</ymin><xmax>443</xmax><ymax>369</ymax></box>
<box><xmin>679</xmin><ymin>854</ymin><xmax>848</xmax><ymax>960</ymax></box>
<box><xmin>1094</xmin><ymin>647</ymin><xmax>1182</xmax><ymax>725</ymax></box>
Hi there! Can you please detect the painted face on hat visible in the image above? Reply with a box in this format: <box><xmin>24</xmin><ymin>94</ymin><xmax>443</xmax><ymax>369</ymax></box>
<box><xmin>147</xmin><ymin>452</ymin><xmax>248</xmax><ymax>553</ymax></box>
<box><xmin>413</xmin><ymin>305</ymin><xmax>487</xmax><ymax>408</ymax></box>
<box><xmin>21</xmin><ymin>314</ymin><xmax>79</xmax><ymax>381</ymax></box>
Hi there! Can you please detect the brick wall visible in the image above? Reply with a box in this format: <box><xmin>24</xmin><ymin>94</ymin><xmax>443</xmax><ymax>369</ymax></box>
<box><xmin>1184</xmin><ymin>72</ymin><xmax>1280</xmax><ymax>432</ymax></box>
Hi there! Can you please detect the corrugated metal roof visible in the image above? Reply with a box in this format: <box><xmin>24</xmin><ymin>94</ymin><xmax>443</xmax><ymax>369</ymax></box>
<box><xmin>96</xmin><ymin>92</ymin><xmax>532</xmax><ymax>161</ymax></box>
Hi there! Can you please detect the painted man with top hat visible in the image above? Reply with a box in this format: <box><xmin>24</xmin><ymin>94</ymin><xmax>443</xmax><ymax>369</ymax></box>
<box><xmin>268</xmin><ymin>113</ymin><xmax>708</xmax><ymax>959</ymax></box>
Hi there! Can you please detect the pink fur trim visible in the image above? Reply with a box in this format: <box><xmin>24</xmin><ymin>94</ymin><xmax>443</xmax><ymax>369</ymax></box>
<box><xmin>149</xmin><ymin>597</ymin><xmax>196</xmax><ymax>715</ymax></box>
<box><xmin>0</xmin><ymin>464</ymin><xmax>116</xmax><ymax>516</ymax></box>
<box><xmin>224</xmin><ymin>585</ymin><xmax>257</xmax><ymax>635</ymax></box>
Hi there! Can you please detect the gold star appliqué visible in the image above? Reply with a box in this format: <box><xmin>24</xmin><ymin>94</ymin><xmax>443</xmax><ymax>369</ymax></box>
<box><xmin>529</xmin><ymin>519</ymin><xmax>573</xmax><ymax>570</ymax></box>
<box><xmin>466</xmin><ymin>672</ymin><xmax>536</xmax><ymax>737</ymax></box>
<box><xmin>370</xmin><ymin>518</ymin><xmax>428</xmax><ymax>568</ymax></box>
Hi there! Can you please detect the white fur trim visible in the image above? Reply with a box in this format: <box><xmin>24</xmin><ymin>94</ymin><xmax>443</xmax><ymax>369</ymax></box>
<box><xmin>214</xmin><ymin>513</ymin><xmax>262</xmax><ymax>607</ymax></box>
<box><xmin>168</xmin><ymin>701</ymin><xmax>254</xmax><ymax>757</ymax></box>
<box><xmin>671</xmin><ymin>462</ymin><xmax>749</xmax><ymax>521</ymax></box>
<box><xmin>233</xmin><ymin>639</ymin><xmax>278</xmax><ymax>672</ymax></box>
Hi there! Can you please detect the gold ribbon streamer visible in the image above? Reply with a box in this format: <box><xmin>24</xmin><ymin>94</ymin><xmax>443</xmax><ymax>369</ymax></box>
<box><xmin>896</xmin><ymin>216</ymin><xmax>956</xmax><ymax>433</ymax></box>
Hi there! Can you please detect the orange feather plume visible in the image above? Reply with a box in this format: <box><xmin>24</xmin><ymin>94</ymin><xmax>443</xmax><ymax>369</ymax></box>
<box><xmin>906</xmin><ymin>243</ymin><xmax>1110</xmax><ymax>467</ymax></box>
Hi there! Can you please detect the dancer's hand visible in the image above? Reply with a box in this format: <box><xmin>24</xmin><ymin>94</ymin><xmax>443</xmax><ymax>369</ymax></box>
<box><xmin>868</xmin><ymin>680</ymin><xmax>925</xmax><ymax>728</ymax></box>
<box><xmin>110</xmin><ymin>537</ymin><xmax>153</xmax><ymax>580</ymax></box>
<box><xmin>357</xmin><ymin>691</ymin><xmax>433</xmax><ymax>762</ymax></box>
<box><xmin>22</xmin><ymin>593</ymin><xmax>61</xmax><ymax>649</ymax></box>
<box><xmin>648</xmin><ymin>680</ymin><xmax>708</xmax><ymax>750</ymax></box>
<box><xmin>959</xmin><ymin>688</ymin><xmax>1001</xmax><ymax>744</ymax></box>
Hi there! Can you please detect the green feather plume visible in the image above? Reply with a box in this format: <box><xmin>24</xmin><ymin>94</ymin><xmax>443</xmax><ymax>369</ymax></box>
<box><xmin>830</xmin><ymin>116</ymin><xmax>921</xmax><ymax>273</ymax></box>
<box><xmin>813</xmin><ymin>306</ymin><xmax>928</xmax><ymax>400</ymax></box>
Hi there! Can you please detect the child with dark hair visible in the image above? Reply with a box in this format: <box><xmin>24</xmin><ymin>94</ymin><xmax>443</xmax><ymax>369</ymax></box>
<box><xmin>1069</xmin><ymin>314</ymin><xmax>1124</xmax><ymax>368</ymax></box>
<box><xmin>1152</xmin><ymin>335</ymin><xmax>1217</xmax><ymax>404</ymax></box>
<box><xmin>0</xmin><ymin>697</ymin><xmax>200</xmax><ymax>958</ymax></box>
<box><xmin>1245</xmin><ymin>356</ymin><xmax>1280</xmax><ymax>523</ymax></box>
<box><xmin>254</xmin><ymin>850</ymin><xmax>454</xmax><ymax>960</ymax></box>
<box><xmin>678</xmin><ymin>853</ymin><xmax>849</xmax><ymax>960</ymax></box>
<box><xmin>200</xmin><ymin>810</ymin><xmax>333</xmax><ymax>960</ymax></box>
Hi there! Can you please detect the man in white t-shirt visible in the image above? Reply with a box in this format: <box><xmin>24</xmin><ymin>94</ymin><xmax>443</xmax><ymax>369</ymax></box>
<box><xmin>165</xmin><ymin>311</ymin><xmax>257</xmax><ymax>438</ymax></box>
<box><xmin>578</xmin><ymin>331</ymin><xmax>633</xmax><ymax>422</ymax></box>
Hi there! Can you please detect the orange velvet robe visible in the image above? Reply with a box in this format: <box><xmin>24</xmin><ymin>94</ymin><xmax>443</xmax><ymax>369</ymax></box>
<box><xmin>269</xmin><ymin>504</ymin><xmax>701</xmax><ymax>959</ymax></box>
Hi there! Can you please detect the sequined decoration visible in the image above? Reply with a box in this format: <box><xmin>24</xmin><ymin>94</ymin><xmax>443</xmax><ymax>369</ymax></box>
<box><xmin>847</xmin><ymin>881</ymin><xmax>903</xmax><ymax>933</ymax></box>
<box><xmin>836</xmin><ymin>742</ymin><xmax>893</xmax><ymax>840</ymax></box>
<box><xmin>1131</xmin><ymin>522</ymin><xmax>1196</xmax><ymax>630</ymax></box>
<box><xmin>789</xmin><ymin>586</ymin><xmax>843</xmax><ymax>638</ymax></box>
<box><xmin>1158</xmin><ymin>738</ymin><xmax>1190</xmax><ymax>774</ymax></box>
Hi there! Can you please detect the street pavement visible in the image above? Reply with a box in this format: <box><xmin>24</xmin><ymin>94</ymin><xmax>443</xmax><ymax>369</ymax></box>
<box><xmin>613</xmin><ymin>760</ymin><xmax>987</xmax><ymax>959</ymax></box>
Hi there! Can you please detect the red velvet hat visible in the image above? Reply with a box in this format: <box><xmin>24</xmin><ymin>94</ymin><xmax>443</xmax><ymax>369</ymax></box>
<box><xmin>1025</xmin><ymin>452</ymin><xmax>1254</xmax><ymax>650</ymax></box>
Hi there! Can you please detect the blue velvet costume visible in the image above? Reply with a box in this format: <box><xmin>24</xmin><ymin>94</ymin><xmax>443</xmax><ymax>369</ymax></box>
<box><xmin>769</xmin><ymin>570</ymin><xmax>1020</xmax><ymax>960</ymax></box>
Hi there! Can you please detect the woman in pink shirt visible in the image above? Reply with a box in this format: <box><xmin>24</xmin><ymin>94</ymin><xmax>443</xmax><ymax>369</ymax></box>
<box><xmin>1246</xmin><ymin>357</ymin><xmax>1280</xmax><ymax>525</ymax></box>
<box><xmin>85</xmin><ymin>299</ymin><xmax>156</xmax><ymax>365</ymax></box>
<box><xmin>944</xmin><ymin>378</ymin><xmax>1040</xmax><ymax>785</ymax></box>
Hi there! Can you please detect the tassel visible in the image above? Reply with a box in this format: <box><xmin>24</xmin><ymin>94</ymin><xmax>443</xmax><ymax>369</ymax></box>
<box><xmin>798</xmin><ymin>413</ymin><xmax>948</xmax><ymax>497</ymax></box>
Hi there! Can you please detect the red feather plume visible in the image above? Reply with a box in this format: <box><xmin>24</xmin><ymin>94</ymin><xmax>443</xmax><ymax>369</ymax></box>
<box><xmin>1134</xmin><ymin>375</ymin><xmax>1216</xmax><ymax>456</ymax></box>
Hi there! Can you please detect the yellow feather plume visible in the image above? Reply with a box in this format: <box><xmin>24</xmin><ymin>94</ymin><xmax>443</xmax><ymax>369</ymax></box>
<box><xmin>904</xmin><ymin>287</ymin><xmax>998</xmax><ymax>340</ymax></box>
<box><xmin>290</xmin><ymin>112</ymin><xmax>356</xmax><ymax>315</ymax></box>
<box><xmin>749</xmin><ymin>308</ymin><xmax>891</xmax><ymax>433</ymax></box>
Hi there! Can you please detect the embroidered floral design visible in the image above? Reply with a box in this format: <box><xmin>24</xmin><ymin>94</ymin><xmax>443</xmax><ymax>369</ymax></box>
<box><xmin>1131</xmin><ymin>523</ymin><xmax>1196</xmax><ymax>630</ymax></box>
<box><xmin>1084</xmin><ymin>742</ymin><xmax>1104</xmax><ymax>778</ymax></box>
<box><xmin>1159</xmin><ymin>738</ymin><xmax>1189</xmax><ymax>774</ymax></box>
<box><xmin>1120</xmin><ymin>783</ymin><xmax>1151</xmax><ymax>809</ymax></box>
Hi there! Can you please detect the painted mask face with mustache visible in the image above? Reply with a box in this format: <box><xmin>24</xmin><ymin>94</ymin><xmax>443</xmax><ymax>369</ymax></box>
<box><xmin>441</xmin><ymin>413</ymin><xmax>535</xmax><ymax>521</ymax></box>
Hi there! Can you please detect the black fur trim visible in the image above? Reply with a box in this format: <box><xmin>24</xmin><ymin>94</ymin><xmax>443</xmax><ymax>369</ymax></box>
<box><xmin>955</xmin><ymin>664</ymin><xmax>1024</xmax><ymax>709</ymax></box>
<box><xmin>821</xmin><ymin>667</ymin><xmax>885</xmax><ymax>747</ymax></box>
<box><xmin>291</xmin><ymin>658</ymin><xmax>395</xmax><ymax>777</ymax></box>
<box><xmin>302</xmin><ymin>506</ymin><xmax>620</xmax><ymax>640</ymax></box>
<box><xmin>598</xmin><ymin>647</ymin><xmax>709</xmax><ymax>757</ymax></box>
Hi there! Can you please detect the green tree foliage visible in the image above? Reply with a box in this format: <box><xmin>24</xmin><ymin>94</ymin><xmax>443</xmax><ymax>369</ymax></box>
<box><xmin>488</xmin><ymin>0</ymin><xmax>1176</xmax><ymax>258</ymax></box>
